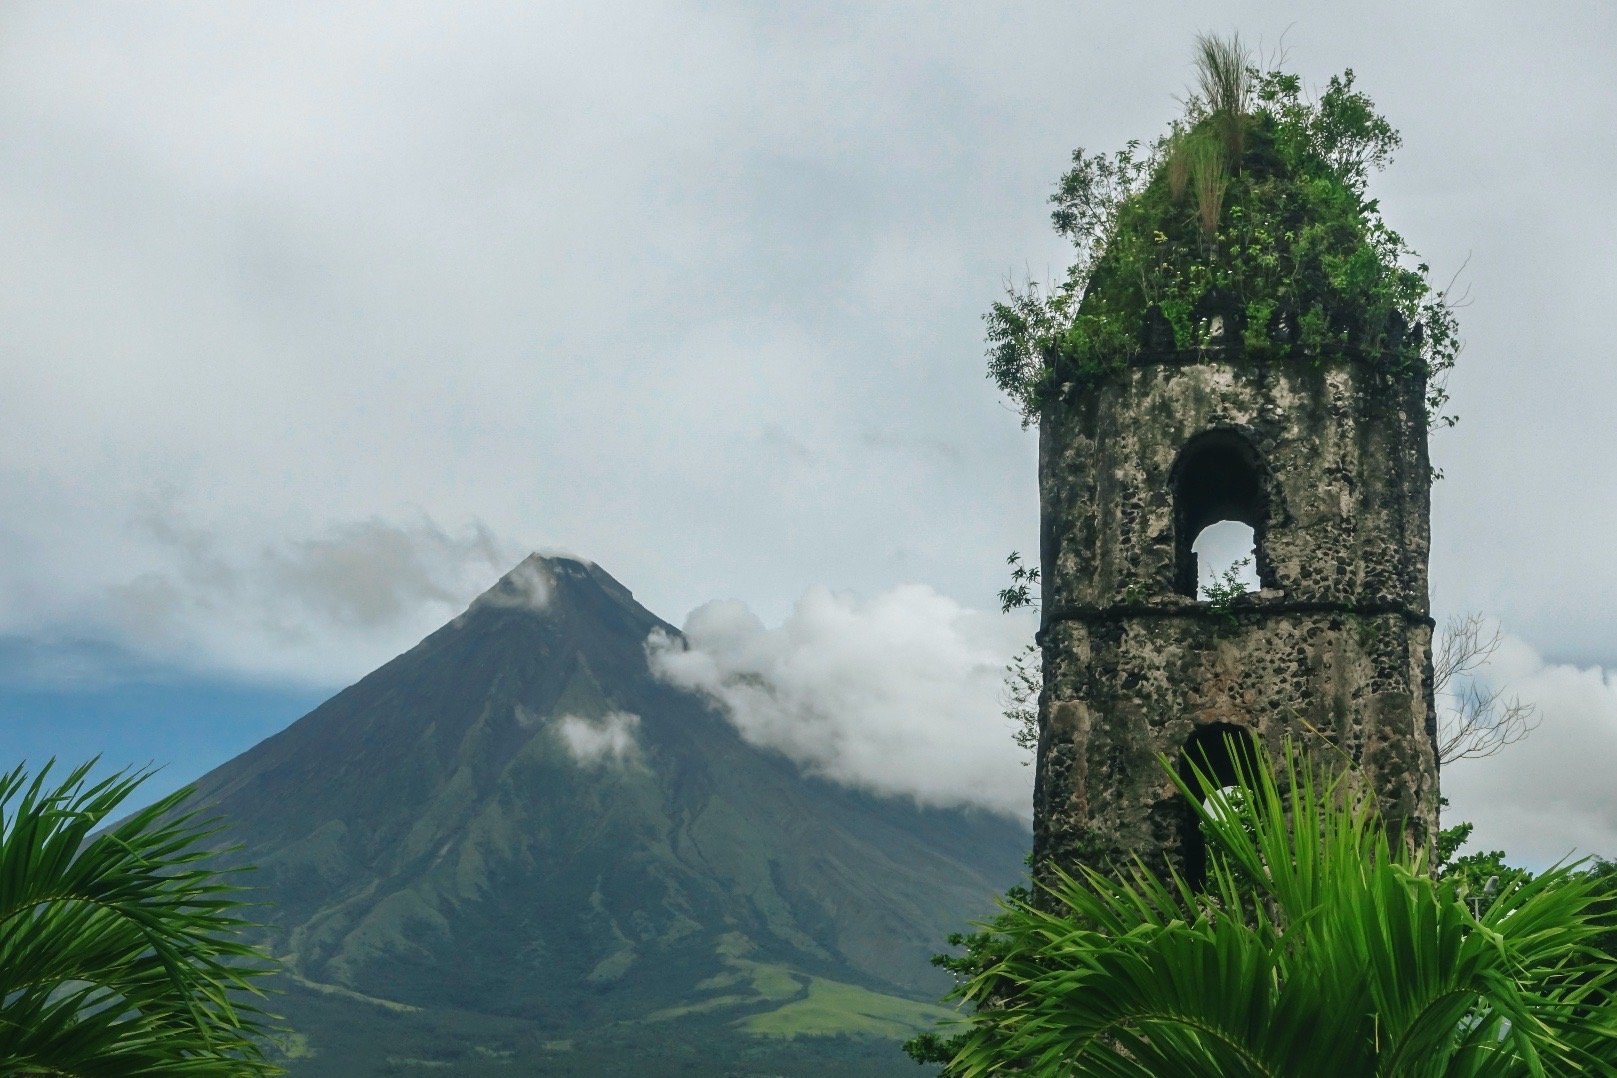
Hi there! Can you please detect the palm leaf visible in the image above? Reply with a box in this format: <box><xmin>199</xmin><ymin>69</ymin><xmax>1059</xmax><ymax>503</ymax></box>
<box><xmin>941</xmin><ymin>739</ymin><xmax>1617</xmax><ymax>1076</ymax></box>
<box><xmin>0</xmin><ymin>759</ymin><xmax>281</xmax><ymax>1075</ymax></box>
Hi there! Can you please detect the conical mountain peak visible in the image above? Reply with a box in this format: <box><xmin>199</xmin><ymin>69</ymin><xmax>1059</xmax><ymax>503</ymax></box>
<box><xmin>461</xmin><ymin>553</ymin><xmax>667</xmax><ymax>638</ymax></box>
<box><xmin>184</xmin><ymin>554</ymin><xmax>1027</xmax><ymax>1073</ymax></box>
<box><xmin>464</xmin><ymin>552</ymin><xmax>561</xmax><ymax>613</ymax></box>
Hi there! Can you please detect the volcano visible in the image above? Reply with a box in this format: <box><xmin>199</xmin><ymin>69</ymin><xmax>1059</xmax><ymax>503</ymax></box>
<box><xmin>189</xmin><ymin>555</ymin><xmax>1027</xmax><ymax>1075</ymax></box>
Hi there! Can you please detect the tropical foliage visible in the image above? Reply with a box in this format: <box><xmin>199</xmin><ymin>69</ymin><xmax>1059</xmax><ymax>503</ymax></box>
<box><xmin>988</xmin><ymin>35</ymin><xmax>1460</xmax><ymax>428</ymax></box>
<box><xmin>908</xmin><ymin>742</ymin><xmax>1617</xmax><ymax>1075</ymax></box>
<box><xmin>0</xmin><ymin>760</ymin><xmax>280</xmax><ymax>1076</ymax></box>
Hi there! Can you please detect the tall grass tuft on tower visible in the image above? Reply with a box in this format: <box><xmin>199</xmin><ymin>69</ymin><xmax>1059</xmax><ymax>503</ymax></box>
<box><xmin>1193</xmin><ymin>32</ymin><xmax>1252</xmax><ymax>162</ymax></box>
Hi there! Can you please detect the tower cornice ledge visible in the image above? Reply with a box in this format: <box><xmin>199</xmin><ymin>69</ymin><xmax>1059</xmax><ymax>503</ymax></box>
<box><xmin>1037</xmin><ymin>598</ymin><xmax>1434</xmax><ymax>644</ymax></box>
<box><xmin>1047</xmin><ymin>344</ymin><xmax>1427</xmax><ymax>402</ymax></box>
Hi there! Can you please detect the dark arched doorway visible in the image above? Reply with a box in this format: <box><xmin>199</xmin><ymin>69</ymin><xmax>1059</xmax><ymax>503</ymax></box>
<box><xmin>1178</xmin><ymin>722</ymin><xmax>1261</xmax><ymax>889</ymax></box>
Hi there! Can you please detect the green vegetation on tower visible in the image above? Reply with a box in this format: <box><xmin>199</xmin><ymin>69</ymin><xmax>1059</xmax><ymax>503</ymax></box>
<box><xmin>987</xmin><ymin>35</ymin><xmax>1460</xmax><ymax>428</ymax></box>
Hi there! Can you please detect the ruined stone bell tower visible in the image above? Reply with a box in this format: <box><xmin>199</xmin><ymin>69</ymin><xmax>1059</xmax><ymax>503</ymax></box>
<box><xmin>1034</xmin><ymin>320</ymin><xmax>1440</xmax><ymax>883</ymax></box>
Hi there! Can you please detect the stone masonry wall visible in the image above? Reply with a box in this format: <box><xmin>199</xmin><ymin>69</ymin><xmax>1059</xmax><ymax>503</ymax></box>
<box><xmin>1035</xmin><ymin>352</ymin><xmax>1438</xmax><ymax>881</ymax></box>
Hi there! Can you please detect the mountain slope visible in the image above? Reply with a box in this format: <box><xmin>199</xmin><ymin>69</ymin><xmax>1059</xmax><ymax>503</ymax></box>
<box><xmin>189</xmin><ymin>556</ymin><xmax>1028</xmax><ymax>1073</ymax></box>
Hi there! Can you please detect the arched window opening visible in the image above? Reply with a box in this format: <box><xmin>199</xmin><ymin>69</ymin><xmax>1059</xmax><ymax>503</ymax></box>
<box><xmin>1178</xmin><ymin>723</ymin><xmax>1260</xmax><ymax>890</ymax></box>
<box><xmin>1192</xmin><ymin>520</ymin><xmax>1261</xmax><ymax>600</ymax></box>
<box><xmin>1172</xmin><ymin>431</ymin><xmax>1271</xmax><ymax>598</ymax></box>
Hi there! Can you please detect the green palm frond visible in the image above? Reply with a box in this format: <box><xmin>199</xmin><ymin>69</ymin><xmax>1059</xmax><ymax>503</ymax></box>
<box><xmin>943</xmin><ymin>741</ymin><xmax>1617</xmax><ymax>1076</ymax></box>
<box><xmin>0</xmin><ymin>759</ymin><xmax>281</xmax><ymax>1076</ymax></box>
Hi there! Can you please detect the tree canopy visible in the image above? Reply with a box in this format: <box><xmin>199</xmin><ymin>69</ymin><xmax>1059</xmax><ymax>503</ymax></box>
<box><xmin>988</xmin><ymin>35</ymin><xmax>1460</xmax><ymax>429</ymax></box>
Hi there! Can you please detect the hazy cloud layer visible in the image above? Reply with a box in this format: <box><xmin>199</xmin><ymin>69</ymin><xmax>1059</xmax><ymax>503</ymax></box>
<box><xmin>556</xmin><ymin>711</ymin><xmax>642</xmax><ymax>767</ymax></box>
<box><xmin>102</xmin><ymin>505</ymin><xmax>518</xmax><ymax>683</ymax></box>
<box><xmin>4</xmin><ymin>4</ymin><xmax>1611</xmax><ymax>678</ymax></box>
<box><xmin>1443</xmin><ymin>636</ymin><xmax>1617</xmax><ymax>869</ymax></box>
<box><xmin>650</xmin><ymin>585</ymin><xmax>1034</xmax><ymax>819</ymax></box>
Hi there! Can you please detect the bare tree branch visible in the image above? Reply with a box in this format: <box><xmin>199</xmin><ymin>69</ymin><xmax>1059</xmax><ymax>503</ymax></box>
<box><xmin>1003</xmin><ymin>642</ymin><xmax>1039</xmax><ymax>763</ymax></box>
<box><xmin>1434</xmin><ymin>612</ymin><xmax>1540</xmax><ymax>764</ymax></box>
<box><xmin>1005</xmin><ymin>610</ymin><xmax>1535</xmax><ymax>768</ymax></box>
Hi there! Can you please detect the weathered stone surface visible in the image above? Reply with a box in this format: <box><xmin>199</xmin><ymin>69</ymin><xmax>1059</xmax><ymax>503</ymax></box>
<box><xmin>1035</xmin><ymin>351</ymin><xmax>1438</xmax><ymax>884</ymax></box>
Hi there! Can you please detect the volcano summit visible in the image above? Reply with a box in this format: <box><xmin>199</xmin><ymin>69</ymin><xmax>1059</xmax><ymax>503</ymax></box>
<box><xmin>186</xmin><ymin>555</ymin><xmax>1027</xmax><ymax>1075</ymax></box>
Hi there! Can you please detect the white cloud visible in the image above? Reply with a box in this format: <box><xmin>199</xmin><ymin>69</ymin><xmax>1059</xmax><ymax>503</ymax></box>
<box><xmin>649</xmin><ymin>585</ymin><xmax>1034</xmax><ymax>819</ymax></box>
<box><xmin>557</xmin><ymin>711</ymin><xmax>642</xmax><ymax>766</ymax></box>
<box><xmin>467</xmin><ymin>557</ymin><xmax>553</xmax><ymax>613</ymax></box>
<box><xmin>1442</xmin><ymin>633</ymin><xmax>1617</xmax><ymax>870</ymax></box>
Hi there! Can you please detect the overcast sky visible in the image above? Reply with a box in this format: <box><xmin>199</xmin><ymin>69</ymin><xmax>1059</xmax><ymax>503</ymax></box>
<box><xmin>1</xmin><ymin>2</ymin><xmax>1613</xmax><ymax>868</ymax></box>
